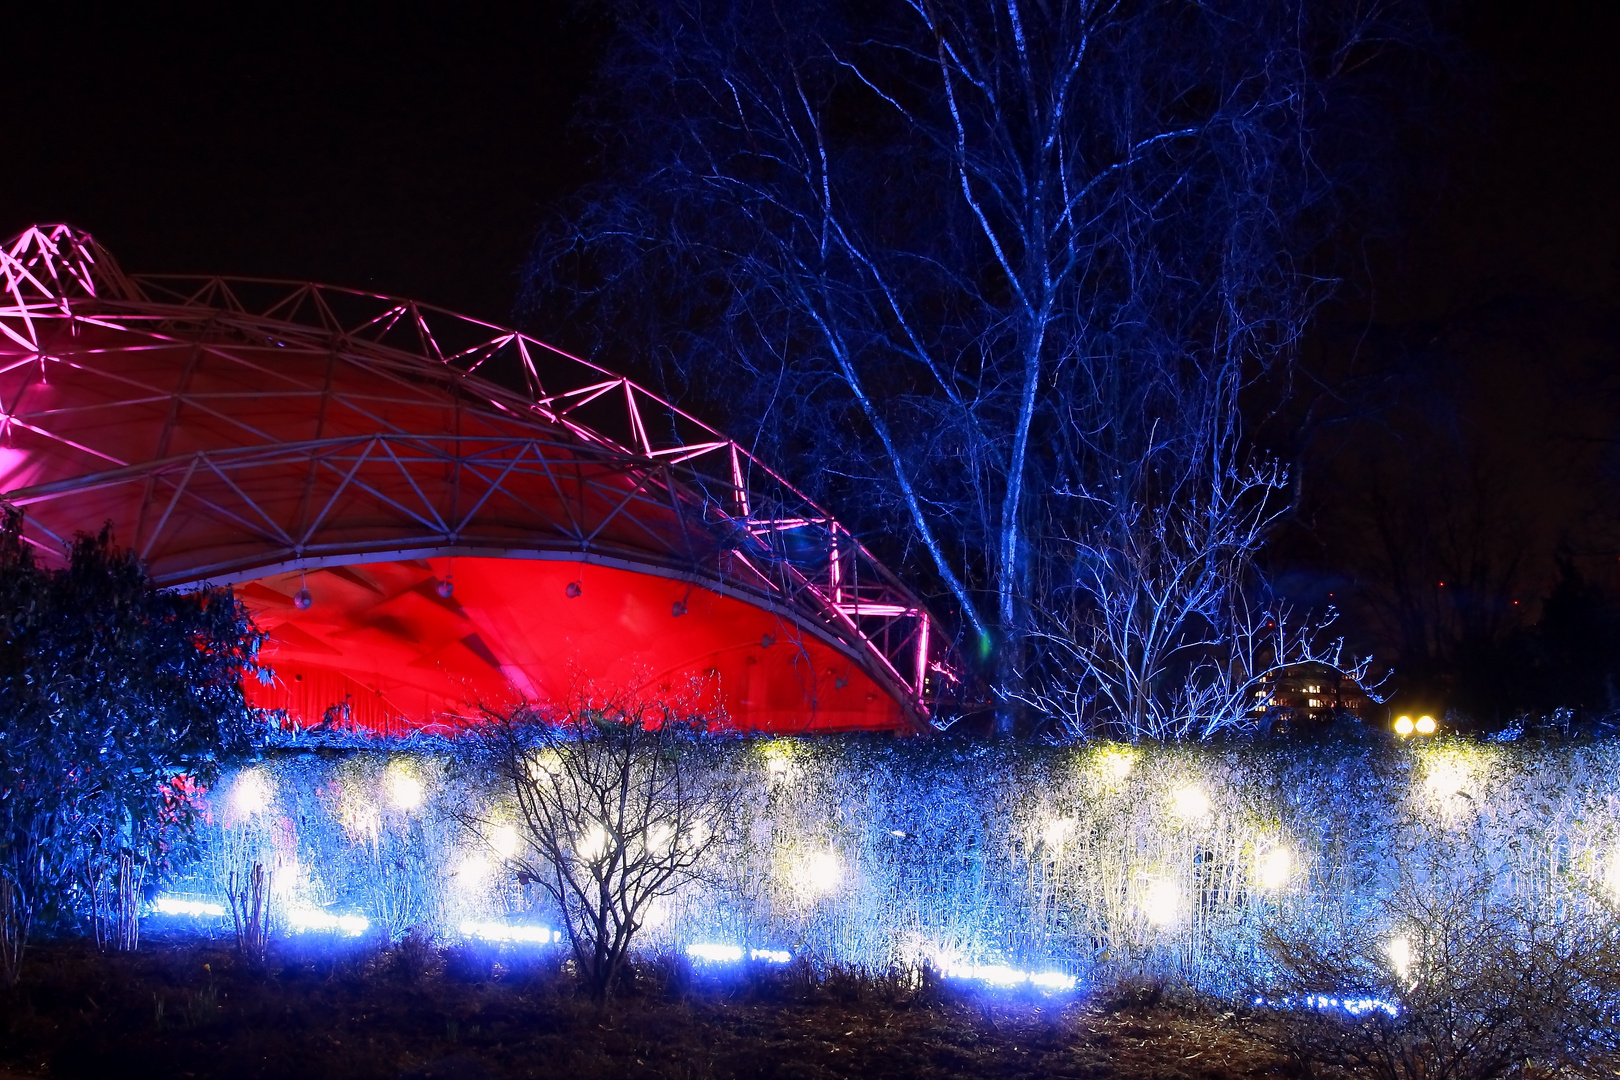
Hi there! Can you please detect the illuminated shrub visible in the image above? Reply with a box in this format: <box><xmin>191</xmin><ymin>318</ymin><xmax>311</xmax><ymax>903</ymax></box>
<box><xmin>164</xmin><ymin>733</ymin><xmax>1620</xmax><ymax>1000</ymax></box>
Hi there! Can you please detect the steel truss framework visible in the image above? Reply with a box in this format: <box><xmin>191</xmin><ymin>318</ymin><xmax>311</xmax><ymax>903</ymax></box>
<box><xmin>0</xmin><ymin>225</ymin><xmax>960</xmax><ymax>728</ymax></box>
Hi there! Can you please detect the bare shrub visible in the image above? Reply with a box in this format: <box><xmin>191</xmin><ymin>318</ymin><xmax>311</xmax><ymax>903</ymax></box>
<box><xmin>227</xmin><ymin>862</ymin><xmax>271</xmax><ymax>965</ymax></box>
<box><xmin>1254</xmin><ymin>856</ymin><xmax>1620</xmax><ymax>1080</ymax></box>
<box><xmin>469</xmin><ymin>692</ymin><xmax>741</xmax><ymax>1002</ymax></box>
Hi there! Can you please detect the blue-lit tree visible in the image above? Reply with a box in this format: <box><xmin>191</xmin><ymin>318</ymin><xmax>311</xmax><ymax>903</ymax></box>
<box><xmin>530</xmin><ymin>0</ymin><xmax>1421</xmax><ymax>734</ymax></box>
<box><xmin>469</xmin><ymin>693</ymin><xmax>741</xmax><ymax>1001</ymax></box>
<box><xmin>0</xmin><ymin>508</ymin><xmax>264</xmax><ymax>985</ymax></box>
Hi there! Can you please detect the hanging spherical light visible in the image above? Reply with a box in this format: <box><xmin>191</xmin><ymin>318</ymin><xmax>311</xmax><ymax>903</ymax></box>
<box><xmin>293</xmin><ymin>588</ymin><xmax>313</xmax><ymax>610</ymax></box>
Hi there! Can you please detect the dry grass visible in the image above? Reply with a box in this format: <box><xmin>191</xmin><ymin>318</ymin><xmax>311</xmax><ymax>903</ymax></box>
<box><xmin>0</xmin><ymin>939</ymin><xmax>1287</xmax><ymax>1080</ymax></box>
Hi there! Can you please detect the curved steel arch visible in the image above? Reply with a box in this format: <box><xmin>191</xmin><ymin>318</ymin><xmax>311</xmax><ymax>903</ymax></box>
<box><xmin>0</xmin><ymin>224</ymin><xmax>962</xmax><ymax>730</ymax></box>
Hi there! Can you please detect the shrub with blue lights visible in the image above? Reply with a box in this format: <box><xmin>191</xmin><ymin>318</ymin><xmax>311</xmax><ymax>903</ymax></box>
<box><xmin>148</xmin><ymin>730</ymin><xmax>1620</xmax><ymax>1006</ymax></box>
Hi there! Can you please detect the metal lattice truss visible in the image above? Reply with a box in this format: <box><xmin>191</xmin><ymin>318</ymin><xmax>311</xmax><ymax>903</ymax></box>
<box><xmin>0</xmin><ymin>225</ymin><xmax>960</xmax><ymax>726</ymax></box>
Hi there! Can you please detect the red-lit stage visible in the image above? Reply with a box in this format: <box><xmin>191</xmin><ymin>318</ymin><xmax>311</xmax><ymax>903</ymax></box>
<box><xmin>243</xmin><ymin>557</ymin><xmax>902</xmax><ymax>732</ymax></box>
<box><xmin>0</xmin><ymin>225</ymin><xmax>952</xmax><ymax>734</ymax></box>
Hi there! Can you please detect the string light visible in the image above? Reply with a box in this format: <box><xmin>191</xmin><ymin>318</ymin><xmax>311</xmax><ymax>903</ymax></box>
<box><xmin>687</xmin><ymin>943</ymin><xmax>744</xmax><ymax>963</ymax></box>
<box><xmin>153</xmin><ymin>897</ymin><xmax>226</xmax><ymax>917</ymax></box>
<box><xmin>941</xmin><ymin>962</ymin><xmax>1078</xmax><ymax>991</ymax></box>
<box><xmin>460</xmin><ymin>921</ymin><xmax>558</xmax><ymax>944</ymax></box>
<box><xmin>287</xmin><ymin>909</ymin><xmax>369</xmax><ymax>935</ymax></box>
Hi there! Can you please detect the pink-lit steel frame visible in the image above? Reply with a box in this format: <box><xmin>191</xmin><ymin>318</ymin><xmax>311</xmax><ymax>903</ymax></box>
<box><xmin>0</xmin><ymin>225</ymin><xmax>961</xmax><ymax>728</ymax></box>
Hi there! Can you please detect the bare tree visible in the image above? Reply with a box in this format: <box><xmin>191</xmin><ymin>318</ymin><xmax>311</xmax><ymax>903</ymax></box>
<box><xmin>531</xmin><ymin>0</ymin><xmax>1423</xmax><ymax>732</ymax></box>
<box><xmin>470</xmin><ymin>692</ymin><xmax>740</xmax><ymax>1001</ymax></box>
<box><xmin>1021</xmin><ymin>452</ymin><xmax>1374</xmax><ymax>739</ymax></box>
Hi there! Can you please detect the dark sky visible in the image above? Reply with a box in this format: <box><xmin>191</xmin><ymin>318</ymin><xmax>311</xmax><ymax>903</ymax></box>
<box><xmin>4</xmin><ymin>6</ymin><xmax>601</xmax><ymax>326</ymax></box>
<box><xmin>7</xmin><ymin>2</ymin><xmax>1619</xmax><ymax>705</ymax></box>
<box><xmin>6</xmin><ymin>4</ymin><xmax>1612</xmax><ymax>347</ymax></box>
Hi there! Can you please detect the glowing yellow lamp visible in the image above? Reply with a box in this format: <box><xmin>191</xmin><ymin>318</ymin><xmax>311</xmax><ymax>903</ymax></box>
<box><xmin>1394</xmin><ymin>715</ymin><xmax>1415</xmax><ymax>736</ymax></box>
<box><xmin>1415</xmin><ymin>715</ymin><xmax>1437</xmax><ymax>735</ymax></box>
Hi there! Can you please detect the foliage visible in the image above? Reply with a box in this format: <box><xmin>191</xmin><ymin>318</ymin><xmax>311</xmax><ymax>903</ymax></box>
<box><xmin>0</xmin><ymin>507</ymin><xmax>264</xmax><ymax>984</ymax></box>
<box><xmin>464</xmin><ymin>693</ymin><xmax>742</xmax><ymax>1001</ymax></box>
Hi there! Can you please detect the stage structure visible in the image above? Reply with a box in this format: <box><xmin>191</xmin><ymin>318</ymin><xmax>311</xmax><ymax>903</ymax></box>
<box><xmin>0</xmin><ymin>225</ymin><xmax>960</xmax><ymax>734</ymax></box>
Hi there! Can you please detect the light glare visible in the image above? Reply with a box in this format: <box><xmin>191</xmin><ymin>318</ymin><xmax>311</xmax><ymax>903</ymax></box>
<box><xmin>1143</xmin><ymin>878</ymin><xmax>1179</xmax><ymax>925</ymax></box>
<box><xmin>1386</xmin><ymin>936</ymin><xmax>1413</xmax><ymax>981</ymax></box>
<box><xmin>460</xmin><ymin>920</ymin><xmax>557</xmax><ymax>944</ymax></box>
<box><xmin>1415</xmin><ymin>715</ymin><xmax>1437</xmax><ymax>735</ymax></box>
<box><xmin>687</xmin><ymin>943</ymin><xmax>744</xmax><ymax>963</ymax></box>
<box><xmin>1394</xmin><ymin>715</ymin><xmax>1415</xmax><ymax>736</ymax></box>
<box><xmin>1171</xmin><ymin>785</ymin><xmax>1210</xmax><ymax>820</ymax></box>
<box><xmin>154</xmin><ymin>897</ymin><xmax>227</xmax><ymax>917</ymax></box>
<box><xmin>387</xmin><ymin>764</ymin><xmax>423</xmax><ymax>810</ymax></box>
<box><xmin>1041</xmin><ymin>817</ymin><xmax>1077</xmax><ymax>850</ymax></box>
<box><xmin>1257</xmin><ymin>845</ymin><xmax>1292</xmax><ymax>889</ymax></box>
<box><xmin>288</xmin><ymin>908</ymin><xmax>369</xmax><ymax>935</ymax></box>
<box><xmin>792</xmin><ymin>851</ymin><xmax>842</xmax><ymax>897</ymax></box>
<box><xmin>578</xmin><ymin>824</ymin><xmax>609</xmax><ymax>861</ymax></box>
<box><xmin>232</xmin><ymin>771</ymin><xmax>271</xmax><ymax>817</ymax></box>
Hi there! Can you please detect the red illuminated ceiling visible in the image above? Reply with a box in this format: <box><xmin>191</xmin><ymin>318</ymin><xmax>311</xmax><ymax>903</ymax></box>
<box><xmin>0</xmin><ymin>225</ymin><xmax>956</xmax><ymax>733</ymax></box>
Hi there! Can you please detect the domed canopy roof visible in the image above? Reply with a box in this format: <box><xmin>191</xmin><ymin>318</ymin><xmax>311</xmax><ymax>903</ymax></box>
<box><xmin>0</xmin><ymin>225</ymin><xmax>957</xmax><ymax>733</ymax></box>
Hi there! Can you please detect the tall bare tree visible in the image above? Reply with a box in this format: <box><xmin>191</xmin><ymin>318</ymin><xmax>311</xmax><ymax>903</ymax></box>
<box><xmin>531</xmin><ymin>0</ymin><xmax>1425</xmax><ymax>733</ymax></box>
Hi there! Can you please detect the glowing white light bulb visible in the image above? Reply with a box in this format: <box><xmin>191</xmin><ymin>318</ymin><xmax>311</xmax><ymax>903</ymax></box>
<box><xmin>1171</xmin><ymin>785</ymin><xmax>1210</xmax><ymax>820</ymax></box>
<box><xmin>1257</xmin><ymin>845</ymin><xmax>1292</xmax><ymax>890</ymax></box>
<box><xmin>1415</xmin><ymin>715</ymin><xmax>1437</xmax><ymax>735</ymax></box>
<box><xmin>792</xmin><ymin>851</ymin><xmax>842</xmax><ymax>898</ymax></box>
<box><xmin>1142</xmin><ymin>878</ymin><xmax>1179</xmax><ymax>926</ymax></box>
<box><xmin>455</xmin><ymin>853</ymin><xmax>489</xmax><ymax>889</ymax></box>
<box><xmin>578</xmin><ymin>824</ymin><xmax>609</xmax><ymax>861</ymax></box>
<box><xmin>491</xmin><ymin>824</ymin><xmax>519</xmax><ymax>859</ymax></box>
<box><xmin>1425</xmin><ymin>757</ymin><xmax>1468</xmax><ymax>801</ymax></box>
<box><xmin>386</xmin><ymin>765</ymin><xmax>423</xmax><ymax>810</ymax></box>
<box><xmin>1386</xmin><ymin>936</ymin><xmax>1413</xmax><ymax>981</ymax></box>
<box><xmin>1394</xmin><ymin>715</ymin><xmax>1415</xmax><ymax>736</ymax></box>
<box><xmin>231</xmin><ymin>770</ymin><xmax>271</xmax><ymax>817</ymax></box>
<box><xmin>1041</xmin><ymin>817</ymin><xmax>1077</xmax><ymax>850</ymax></box>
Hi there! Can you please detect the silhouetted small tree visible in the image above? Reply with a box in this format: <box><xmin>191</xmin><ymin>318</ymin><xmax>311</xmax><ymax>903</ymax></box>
<box><xmin>470</xmin><ymin>692</ymin><xmax>740</xmax><ymax>1001</ymax></box>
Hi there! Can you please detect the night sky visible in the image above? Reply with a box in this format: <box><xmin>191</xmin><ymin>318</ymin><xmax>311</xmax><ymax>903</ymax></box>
<box><xmin>7</xmin><ymin>2</ymin><xmax>1619</xmax><ymax>713</ymax></box>
<box><xmin>4</xmin><ymin>6</ymin><xmax>602</xmax><ymax>326</ymax></box>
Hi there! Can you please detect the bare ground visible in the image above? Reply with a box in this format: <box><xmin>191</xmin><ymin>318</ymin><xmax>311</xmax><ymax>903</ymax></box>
<box><xmin>0</xmin><ymin>938</ymin><xmax>1290</xmax><ymax>1080</ymax></box>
